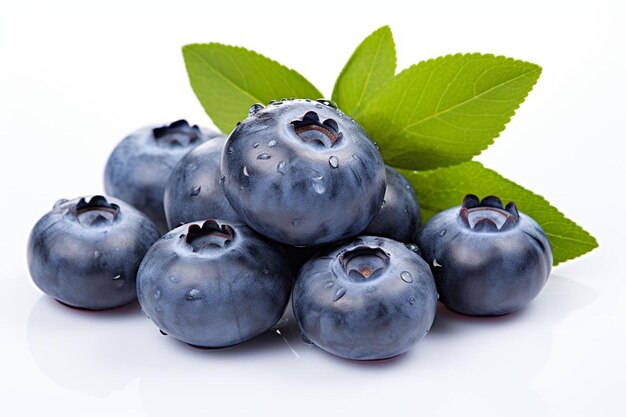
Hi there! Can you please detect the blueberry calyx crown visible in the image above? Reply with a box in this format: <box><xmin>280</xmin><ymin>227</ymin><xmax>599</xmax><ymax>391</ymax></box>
<box><xmin>338</xmin><ymin>246</ymin><xmax>390</xmax><ymax>280</ymax></box>
<box><xmin>181</xmin><ymin>219</ymin><xmax>235</xmax><ymax>252</ymax></box>
<box><xmin>152</xmin><ymin>119</ymin><xmax>201</xmax><ymax>147</ymax></box>
<box><xmin>290</xmin><ymin>111</ymin><xmax>342</xmax><ymax>149</ymax></box>
<box><xmin>66</xmin><ymin>195</ymin><xmax>120</xmax><ymax>227</ymax></box>
<box><xmin>459</xmin><ymin>194</ymin><xmax>519</xmax><ymax>232</ymax></box>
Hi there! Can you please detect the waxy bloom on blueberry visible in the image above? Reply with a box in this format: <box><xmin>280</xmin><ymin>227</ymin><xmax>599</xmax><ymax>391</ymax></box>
<box><xmin>27</xmin><ymin>195</ymin><xmax>161</xmax><ymax>310</ymax></box>
<box><xmin>292</xmin><ymin>236</ymin><xmax>437</xmax><ymax>360</ymax></box>
<box><xmin>221</xmin><ymin>99</ymin><xmax>386</xmax><ymax>246</ymax></box>
<box><xmin>137</xmin><ymin>219</ymin><xmax>292</xmax><ymax>348</ymax></box>
<box><xmin>104</xmin><ymin>120</ymin><xmax>220</xmax><ymax>233</ymax></box>
<box><xmin>417</xmin><ymin>194</ymin><xmax>553</xmax><ymax>316</ymax></box>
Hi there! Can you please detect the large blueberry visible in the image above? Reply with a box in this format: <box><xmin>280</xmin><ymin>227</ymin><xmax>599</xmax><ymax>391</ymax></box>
<box><xmin>163</xmin><ymin>135</ymin><xmax>240</xmax><ymax>229</ymax></box>
<box><xmin>104</xmin><ymin>120</ymin><xmax>219</xmax><ymax>233</ymax></box>
<box><xmin>137</xmin><ymin>219</ymin><xmax>292</xmax><ymax>348</ymax></box>
<box><xmin>221</xmin><ymin>99</ymin><xmax>386</xmax><ymax>246</ymax></box>
<box><xmin>363</xmin><ymin>165</ymin><xmax>421</xmax><ymax>242</ymax></box>
<box><xmin>27</xmin><ymin>195</ymin><xmax>161</xmax><ymax>310</ymax></box>
<box><xmin>292</xmin><ymin>236</ymin><xmax>437</xmax><ymax>360</ymax></box>
<box><xmin>417</xmin><ymin>194</ymin><xmax>553</xmax><ymax>316</ymax></box>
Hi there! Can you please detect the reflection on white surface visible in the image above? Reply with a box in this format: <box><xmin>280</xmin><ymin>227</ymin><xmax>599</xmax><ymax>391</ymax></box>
<box><xmin>26</xmin><ymin>275</ymin><xmax>596</xmax><ymax>416</ymax></box>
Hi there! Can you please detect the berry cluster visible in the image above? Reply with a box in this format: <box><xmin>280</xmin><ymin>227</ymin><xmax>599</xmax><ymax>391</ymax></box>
<box><xmin>27</xmin><ymin>99</ymin><xmax>553</xmax><ymax>361</ymax></box>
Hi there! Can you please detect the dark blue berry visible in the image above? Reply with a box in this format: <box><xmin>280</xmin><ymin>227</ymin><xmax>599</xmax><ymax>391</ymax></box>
<box><xmin>221</xmin><ymin>99</ymin><xmax>386</xmax><ymax>246</ymax></box>
<box><xmin>136</xmin><ymin>219</ymin><xmax>292</xmax><ymax>348</ymax></box>
<box><xmin>292</xmin><ymin>236</ymin><xmax>437</xmax><ymax>360</ymax></box>
<box><xmin>417</xmin><ymin>194</ymin><xmax>553</xmax><ymax>316</ymax></box>
<box><xmin>27</xmin><ymin>195</ymin><xmax>161</xmax><ymax>310</ymax></box>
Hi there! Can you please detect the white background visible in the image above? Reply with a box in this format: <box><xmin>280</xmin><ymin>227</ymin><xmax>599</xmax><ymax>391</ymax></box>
<box><xmin>1</xmin><ymin>0</ymin><xmax>625</xmax><ymax>416</ymax></box>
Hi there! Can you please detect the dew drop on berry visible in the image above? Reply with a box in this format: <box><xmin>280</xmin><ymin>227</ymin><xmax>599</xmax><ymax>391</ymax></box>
<box><xmin>328</xmin><ymin>156</ymin><xmax>339</xmax><ymax>168</ymax></box>
<box><xmin>253</xmin><ymin>142</ymin><xmax>260</xmax><ymax>148</ymax></box>
<box><xmin>333</xmin><ymin>288</ymin><xmax>347</xmax><ymax>302</ymax></box>
<box><xmin>190</xmin><ymin>186</ymin><xmax>201</xmax><ymax>196</ymax></box>
<box><xmin>268</xmin><ymin>140</ymin><xmax>277</xmax><ymax>147</ymax></box>
<box><xmin>243</xmin><ymin>166</ymin><xmax>249</xmax><ymax>177</ymax></box>
<box><xmin>257</xmin><ymin>153</ymin><xmax>271</xmax><ymax>160</ymax></box>
<box><xmin>248</xmin><ymin>103</ymin><xmax>264</xmax><ymax>115</ymax></box>
<box><xmin>315</xmin><ymin>104</ymin><xmax>323</xmax><ymax>109</ymax></box>
<box><xmin>185</xmin><ymin>289</ymin><xmax>202</xmax><ymax>301</ymax></box>
<box><xmin>439</xmin><ymin>229</ymin><xmax>447</xmax><ymax>236</ymax></box>
<box><xmin>400</xmin><ymin>271</ymin><xmax>413</xmax><ymax>283</ymax></box>
<box><xmin>277</xmin><ymin>161</ymin><xmax>286</xmax><ymax>174</ymax></box>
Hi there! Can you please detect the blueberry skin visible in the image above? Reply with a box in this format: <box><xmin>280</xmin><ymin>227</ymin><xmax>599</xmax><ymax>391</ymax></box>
<box><xmin>104</xmin><ymin>120</ymin><xmax>219</xmax><ymax>233</ymax></box>
<box><xmin>222</xmin><ymin>99</ymin><xmax>386</xmax><ymax>246</ymax></box>
<box><xmin>27</xmin><ymin>195</ymin><xmax>161</xmax><ymax>310</ymax></box>
<box><xmin>163</xmin><ymin>135</ymin><xmax>241</xmax><ymax>229</ymax></box>
<box><xmin>363</xmin><ymin>165</ymin><xmax>421</xmax><ymax>242</ymax></box>
<box><xmin>137</xmin><ymin>219</ymin><xmax>292</xmax><ymax>348</ymax></box>
<box><xmin>293</xmin><ymin>236</ymin><xmax>437</xmax><ymax>360</ymax></box>
<box><xmin>417</xmin><ymin>195</ymin><xmax>553</xmax><ymax>316</ymax></box>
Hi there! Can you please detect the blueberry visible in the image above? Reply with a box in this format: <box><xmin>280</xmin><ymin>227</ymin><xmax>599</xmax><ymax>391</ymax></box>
<box><xmin>221</xmin><ymin>99</ymin><xmax>386</xmax><ymax>246</ymax></box>
<box><xmin>27</xmin><ymin>195</ymin><xmax>161</xmax><ymax>310</ymax></box>
<box><xmin>417</xmin><ymin>194</ymin><xmax>553</xmax><ymax>316</ymax></box>
<box><xmin>363</xmin><ymin>165</ymin><xmax>421</xmax><ymax>242</ymax></box>
<box><xmin>163</xmin><ymin>135</ymin><xmax>241</xmax><ymax>229</ymax></box>
<box><xmin>292</xmin><ymin>236</ymin><xmax>437</xmax><ymax>360</ymax></box>
<box><xmin>104</xmin><ymin>120</ymin><xmax>219</xmax><ymax>233</ymax></box>
<box><xmin>136</xmin><ymin>219</ymin><xmax>292</xmax><ymax>348</ymax></box>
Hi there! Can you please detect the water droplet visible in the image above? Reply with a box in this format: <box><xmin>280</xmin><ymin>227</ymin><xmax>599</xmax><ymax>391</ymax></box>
<box><xmin>325</xmin><ymin>280</ymin><xmax>334</xmax><ymax>288</ymax></box>
<box><xmin>277</xmin><ymin>161</ymin><xmax>286</xmax><ymax>174</ymax></box>
<box><xmin>433</xmin><ymin>259</ymin><xmax>443</xmax><ymax>268</ymax></box>
<box><xmin>268</xmin><ymin>140</ymin><xmax>277</xmax><ymax>147</ymax></box>
<box><xmin>400</xmin><ymin>271</ymin><xmax>413</xmax><ymax>283</ymax></box>
<box><xmin>440</xmin><ymin>230</ymin><xmax>447</xmax><ymax>236</ymax></box>
<box><xmin>243</xmin><ymin>166</ymin><xmax>249</xmax><ymax>177</ymax></box>
<box><xmin>328</xmin><ymin>156</ymin><xmax>339</xmax><ymax>168</ymax></box>
<box><xmin>257</xmin><ymin>153</ymin><xmax>271</xmax><ymax>160</ymax></box>
<box><xmin>112</xmin><ymin>275</ymin><xmax>121</xmax><ymax>280</ymax></box>
<box><xmin>185</xmin><ymin>289</ymin><xmax>202</xmax><ymax>300</ymax></box>
<box><xmin>406</xmin><ymin>185</ymin><xmax>411</xmax><ymax>190</ymax></box>
<box><xmin>154</xmin><ymin>290</ymin><xmax>161</xmax><ymax>300</ymax></box>
<box><xmin>312</xmin><ymin>176</ymin><xmax>325</xmax><ymax>194</ymax></box>
<box><xmin>381</xmin><ymin>199</ymin><xmax>386</xmax><ymax>208</ymax></box>
<box><xmin>248</xmin><ymin>103</ymin><xmax>264</xmax><ymax>115</ymax></box>
<box><xmin>315</xmin><ymin>103</ymin><xmax>323</xmax><ymax>109</ymax></box>
<box><xmin>168</xmin><ymin>275</ymin><xmax>180</xmax><ymax>283</ymax></box>
<box><xmin>409</xmin><ymin>297</ymin><xmax>416</xmax><ymax>305</ymax></box>
<box><xmin>302</xmin><ymin>334</ymin><xmax>313</xmax><ymax>345</ymax></box>
<box><xmin>94</xmin><ymin>250</ymin><xmax>100</xmax><ymax>258</ymax></box>
<box><xmin>405</xmin><ymin>243</ymin><xmax>421</xmax><ymax>255</ymax></box>
<box><xmin>352</xmin><ymin>154</ymin><xmax>359</xmax><ymax>160</ymax></box>
<box><xmin>159</xmin><ymin>329</ymin><xmax>168</xmax><ymax>336</ymax></box>
<box><xmin>253</xmin><ymin>142</ymin><xmax>260</xmax><ymax>148</ymax></box>
<box><xmin>333</xmin><ymin>288</ymin><xmax>347</xmax><ymax>302</ymax></box>
<box><xmin>190</xmin><ymin>186</ymin><xmax>201</xmax><ymax>196</ymax></box>
<box><xmin>227</xmin><ymin>146</ymin><xmax>234</xmax><ymax>154</ymax></box>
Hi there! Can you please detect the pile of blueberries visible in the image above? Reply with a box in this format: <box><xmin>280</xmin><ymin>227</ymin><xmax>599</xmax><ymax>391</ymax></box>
<box><xmin>27</xmin><ymin>99</ymin><xmax>553</xmax><ymax>361</ymax></box>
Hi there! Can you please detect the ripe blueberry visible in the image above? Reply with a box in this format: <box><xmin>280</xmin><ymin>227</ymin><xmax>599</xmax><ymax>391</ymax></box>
<box><xmin>27</xmin><ymin>195</ymin><xmax>161</xmax><ymax>310</ymax></box>
<box><xmin>292</xmin><ymin>236</ymin><xmax>437</xmax><ymax>360</ymax></box>
<box><xmin>163</xmin><ymin>135</ymin><xmax>241</xmax><ymax>229</ymax></box>
<box><xmin>104</xmin><ymin>120</ymin><xmax>219</xmax><ymax>233</ymax></box>
<box><xmin>136</xmin><ymin>219</ymin><xmax>292</xmax><ymax>348</ymax></box>
<box><xmin>221</xmin><ymin>99</ymin><xmax>386</xmax><ymax>246</ymax></box>
<box><xmin>417</xmin><ymin>194</ymin><xmax>553</xmax><ymax>316</ymax></box>
<box><xmin>363</xmin><ymin>165</ymin><xmax>421</xmax><ymax>242</ymax></box>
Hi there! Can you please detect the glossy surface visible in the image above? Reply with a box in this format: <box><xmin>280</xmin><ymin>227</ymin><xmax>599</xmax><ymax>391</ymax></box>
<box><xmin>27</xmin><ymin>195</ymin><xmax>161</xmax><ymax>310</ymax></box>
<box><xmin>418</xmin><ymin>195</ymin><xmax>553</xmax><ymax>316</ymax></box>
<box><xmin>137</xmin><ymin>220</ymin><xmax>292</xmax><ymax>347</ymax></box>
<box><xmin>221</xmin><ymin>99</ymin><xmax>386</xmax><ymax>246</ymax></box>
<box><xmin>363</xmin><ymin>165</ymin><xmax>421</xmax><ymax>242</ymax></box>
<box><xmin>104</xmin><ymin>120</ymin><xmax>218</xmax><ymax>233</ymax></box>
<box><xmin>164</xmin><ymin>135</ymin><xmax>240</xmax><ymax>228</ymax></box>
<box><xmin>293</xmin><ymin>236</ymin><xmax>437</xmax><ymax>360</ymax></box>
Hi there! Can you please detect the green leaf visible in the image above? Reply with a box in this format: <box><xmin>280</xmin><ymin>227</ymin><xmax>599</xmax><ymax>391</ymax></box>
<box><xmin>183</xmin><ymin>43</ymin><xmax>323</xmax><ymax>133</ymax></box>
<box><xmin>356</xmin><ymin>54</ymin><xmax>542</xmax><ymax>170</ymax></box>
<box><xmin>400</xmin><ymin>161</ymin><xmax>598</xmax><ymax>265</ymax></box>
<box><xmin>331</xmin><ymin>26</ymin><xmax>396</xmax><ymax>115</ymax></box>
